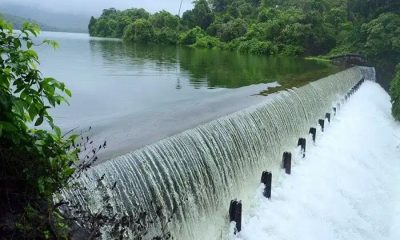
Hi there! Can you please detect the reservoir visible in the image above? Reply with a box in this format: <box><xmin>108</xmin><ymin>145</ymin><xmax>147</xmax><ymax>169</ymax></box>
<box><xmin>36</xmin><ymin>31</ymin><xmax>340</xmax><ymax>161</ymax></box>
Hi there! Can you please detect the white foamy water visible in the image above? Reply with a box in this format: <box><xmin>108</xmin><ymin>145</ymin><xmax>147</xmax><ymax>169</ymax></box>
<box><xmin>234</xmin><ymin>81</ymin><xmax>400</xmax><ymax>240</ymax></box>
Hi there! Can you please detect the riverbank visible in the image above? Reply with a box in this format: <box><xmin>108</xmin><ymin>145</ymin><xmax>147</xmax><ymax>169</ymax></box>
<box><xmin>234</xmin><ymin>81</ymin><xmax>400</xmax><ymax>240</ymax></box>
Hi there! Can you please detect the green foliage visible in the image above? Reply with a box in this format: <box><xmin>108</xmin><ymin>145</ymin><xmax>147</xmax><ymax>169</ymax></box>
<box><xmin>360</xmin><ymin>13</ymin><xmax>400</xmax><ymax>60</ymax></box>
<box><xmin>280</xmin><ymin>45</ymin><xmax>305</xmax><ymax>56</ymax></box>
<box><xmin>390</xmin><ymin>64</ymin><xmax>400</xmax><ymax>121</ymax></box>
<box><xmin>154</xmin><ymin>28</ymin><xmax>179</xmax><ymax>45</ymax></box>
<box><xmin>182</xmin><ymin>0</ymin><xmax>214</xmax><ymax>30</ymax></box>
<box><xmin>0</xmin><ymin>19</ymin><xmax>77</xmax><ymax>238</ymax></box>
<box><xmin>347</xmin><ymin>0</ymin><xmax>399</xmax><ymax>22</ymax></box>
<box><xmin>179</xmin><ymin>27</ymin><xmax>205</xmax><ymax>45</ymax></box>
<box><xmin>215</xmin><ymin>18</ymin><xmax>248</xmax><ymax>42</ymax></box>
<box><xmin>150</xmin><ymin>10</ymin><xmax>179</xmax><ymax>29</ymax></box>
<box><xmin>89</xmin><ymin>0</ymin><xmax>399</xmax><ymax>59</ymax></box>
<box><xmin>89</xmin><ymin>8</ymin><xmax>151</xmax><ymax>38</ymax></box>
<box><xmin>123</xmin><ymin>19</ymin><xmax>155</xmax><ymax>43</ymax></box>
<box><xmin>193</xmin><ymin>35</ymin><xmax>222</xmax><ymax>49</ymax></box>
<box><xmin>238</xmin><ymin>39</ymin><xmax>278</xmax><ymax>55</ymax></box>
<box><xmin>258</xmin><ymin>7</ymin><xmax>278</xmax><ymax>22</ymax></box>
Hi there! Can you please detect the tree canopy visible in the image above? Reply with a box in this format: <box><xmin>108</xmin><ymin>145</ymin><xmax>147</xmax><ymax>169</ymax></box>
<box><xmin>88</xmin><ymin>1</ymin><xmax>399</xmax><ymax>59</ymax></box>
<box><xmin>87</xmin><ymin>0</ymin><xmax>400</xmax><ymax>121</ymax></box>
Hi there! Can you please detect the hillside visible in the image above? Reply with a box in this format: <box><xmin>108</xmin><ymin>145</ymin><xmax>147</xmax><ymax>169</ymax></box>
<box><xmin>0</xmin><ymin>3</ymin><xmax>88</xmax><ymax>33</ymax></box>
<box><xmin>0</xmin><ymin>12</ymin><xmax>59</xmax><ymax>31</ymax></box>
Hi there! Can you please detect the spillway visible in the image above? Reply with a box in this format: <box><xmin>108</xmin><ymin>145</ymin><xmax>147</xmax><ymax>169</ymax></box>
<box><xmin>61</xmin><ymin>66</ymin><xmax>375</xmax><ymax>239</ymax></box>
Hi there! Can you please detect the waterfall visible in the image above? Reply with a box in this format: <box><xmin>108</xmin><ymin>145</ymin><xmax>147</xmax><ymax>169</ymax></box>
<box><xmin>359</xmin><ymin>66</ymin><xmax>376</xmax><ymax>81</ymax></box>
<box><xmin>61</xmin><ymin>66</ymin><xmax>375</xmax><ymax>239</ymax></box>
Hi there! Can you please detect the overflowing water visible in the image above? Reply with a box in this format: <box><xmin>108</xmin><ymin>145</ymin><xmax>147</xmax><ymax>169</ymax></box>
<box><xmin>235</xmin><ymin>80</ymin><xmax>399</xmax><ymax>240</ymax></box>
<box><xmin>61</xmin><ymin>66</ymin><xmax>374</xmax><ymax>239</ymax></box>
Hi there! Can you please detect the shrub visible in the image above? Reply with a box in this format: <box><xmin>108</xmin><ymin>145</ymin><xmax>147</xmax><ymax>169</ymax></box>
<box><xmin>280</xmin><ymin>44</ymin><xmax>305</xmax><ymax>56</ymax></box>
<box><xmin>154</xmin><ymin>27</ymin><xmax>179</xmax><ymax>44</ymax></box>
<box><xmin>0</xmin><ymin>20</ymin><xmax>77</xmax><ymax>238</ymax></box>
<box><xmin>193</xmin><ymin>35</ymin><xmax>222</xmax><ymax>49</ymax></box>
<box><xmin>179</xmin><ymin>26</ymin><xmax>205</xmax><ymax>45</ymax></box>
<box><xmin>217</xmin><ymin>18</ymin><xmax>248</xmax><ymax>42</ymax></box>
<box><xmin>238</xmin><ymin>39</ymin><xmax>278</xmax><ymax>55</ymax></box>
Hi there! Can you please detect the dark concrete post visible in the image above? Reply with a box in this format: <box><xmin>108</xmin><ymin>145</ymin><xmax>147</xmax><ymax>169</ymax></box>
<box><xmin>309</xmin><ymin>127</ymin><xmax>316</xmax><ymax>142</ymax></box>
<box><xmin>282</xmin><ymin>152</ymin><xmax>292</xmax><ymax>174</ymax></box>
<box><xmin>298</xmin><ymin>138</ymin><xmax>306</xmax><ymax>157</ymax></box>
<box><xmin>333</xmin><ymin>107</ymin><xmax>337</xmax><ymax>115</ymax></box>
<box><xmin>261</xmin><ymin>171</ymin><xmax>272</xmax><ymax>199</ymax></box>
<box><xmin>325</xmin><ymin>113</ymin><xmax>331</xmax><ymax>123</ymax></box>
<box><xmin>229</xmin><ymin>200</ymin><xmax>242</xmax><ymax>233</ymax></box>
<box><xmin>318</xmin><ymin>119</ymin><xmax>325</xmax><ymax>132</ymax></box>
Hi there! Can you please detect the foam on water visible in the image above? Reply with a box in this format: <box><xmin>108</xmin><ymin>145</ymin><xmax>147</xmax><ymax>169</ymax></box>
<box><xmin>235</xmin><ymin>80</ymin><xmax>400</xmax><ymax>240</ymax></box>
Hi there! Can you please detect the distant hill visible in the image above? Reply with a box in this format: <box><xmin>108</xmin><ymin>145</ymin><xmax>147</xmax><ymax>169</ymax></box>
<box><xmin>0</xmin><ymin>12</ymin><xmax>60</xmax><ymax>32</ymax></box>
<box><xmin>0</xmin><ymin>3</ymin><xmax>89</xmax><ymax>33</ymax></box>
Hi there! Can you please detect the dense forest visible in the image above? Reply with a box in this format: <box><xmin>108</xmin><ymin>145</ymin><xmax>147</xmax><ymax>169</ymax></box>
<box><xmin>88</xmin><ymin>0</ymin><xmax>399</xmax><ymax>61</ymax></box>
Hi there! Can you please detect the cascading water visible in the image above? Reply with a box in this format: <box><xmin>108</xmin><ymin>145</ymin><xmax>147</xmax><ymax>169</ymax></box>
<box><xmin>61</xmin><ymin>66</ymin><xmax>375</xmax><ymax>239</ymax></box>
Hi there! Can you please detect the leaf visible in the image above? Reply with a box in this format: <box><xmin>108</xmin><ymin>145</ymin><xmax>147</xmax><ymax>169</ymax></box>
<box><xmin>54</xmin><ymin>126</ymin><xmax>61</xmax><ymax>137</ymax></box>
<box><xmin>27</xmin><ymin>41</ymin><xmax>33</xmax><ymax>49</ymax></box>
<box><xmin>65</xmin><ymin>88</ymin><xmax>72</xmax><ymax>97</ymax></box>
<box><xmin>28</xmin><ymin>105</ymin><xmax>38</xmax><ymax>121</ymax></box>
<box><xmin>64</xmin><ymin>168</ymin><xmax>75</xmax><ymax>177</ymax></box>
<box><xmin>0</xmin><ymin>121</ymin><xmax>17</xmax><ymax>132</ymax></box>
<box><xmin>34</xmin><ymin>115</ymin><xmax>44</xmax><ymax>126</ymax></box>
<box><xmin>43</xmin><ymin>39</ymin><xmax>59</xmax><ymax>49</ymax></box>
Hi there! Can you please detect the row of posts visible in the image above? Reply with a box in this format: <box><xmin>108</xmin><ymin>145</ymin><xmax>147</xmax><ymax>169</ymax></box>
<box><xmin>228</xmin><ymin>77</ymin><xmax>365</xmax><ymax>234</ymax></box>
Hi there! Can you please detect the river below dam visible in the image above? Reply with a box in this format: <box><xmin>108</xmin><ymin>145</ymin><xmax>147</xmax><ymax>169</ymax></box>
<box><xmin>35</xmin><ymin>31</ymin><xmax>341</xmax><ymax>161</ymax></box>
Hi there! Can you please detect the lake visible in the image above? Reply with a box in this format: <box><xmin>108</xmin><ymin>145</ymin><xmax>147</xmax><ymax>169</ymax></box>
<box><xmin>35</xmin><ymin>31</ymin><xmax>340</xmax><ymax>160</ymax></box>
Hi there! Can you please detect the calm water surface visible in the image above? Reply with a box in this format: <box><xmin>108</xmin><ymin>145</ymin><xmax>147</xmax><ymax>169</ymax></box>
<box><xmin>36</xmin><ymin>32</ymin><xmax>338</xmax><ymax>160</ymax></box>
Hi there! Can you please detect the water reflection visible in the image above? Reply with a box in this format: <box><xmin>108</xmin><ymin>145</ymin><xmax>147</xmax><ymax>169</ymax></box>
<box><xmin>88</xmin><ymin>40</ymin><xmax>336</xmax><ymax>89</ymax></box>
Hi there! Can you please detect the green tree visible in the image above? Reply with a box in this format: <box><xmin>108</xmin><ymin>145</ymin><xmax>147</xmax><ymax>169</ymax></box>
<box><xmin>88</xmin><ymin>16</ymin><xmax>97</xmax><ymax>35</ymax></box>
<box><xmin>211</xmin><ymin>0</ymin><xmax>229</xmax><ymax>12</ymax></box>
<box><xmin>0</xmin><ymin>19</ymin><xmax>77</xmax><ymax>238</ymax></box>
<box><xmin>182</xmin><ymin>0</ymin><xmax>214</xmax><ymax>30</ymax></box>
<box><xmin>360</xmin><ymin>13</ymin><xmax>400</xmax><ymax>60</ymax></box>
<box><xmin>93</xmin><ymin>18</ymin><xmax>112</xmax><ymax>37</ymax></box>
<box><xmin>217</xmin><ymin>18</ymin><xmax>248</xmax><ymax>42</ymax></box>
<box><xmin>123</xmin><ymin>18</ymin><xmax>155</xmax><ymax>43</ymax></box>
<box><xmin>150</xmin><ymin>10</ymin><xmax>179</xmax><ymax>29</ymax></box>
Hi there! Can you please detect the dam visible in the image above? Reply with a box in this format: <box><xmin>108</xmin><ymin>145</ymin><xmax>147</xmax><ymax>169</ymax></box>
<box><xmin>61</xmin><ymin>66</ymin><xmax>376</xmax><ymax>239</ymax></box>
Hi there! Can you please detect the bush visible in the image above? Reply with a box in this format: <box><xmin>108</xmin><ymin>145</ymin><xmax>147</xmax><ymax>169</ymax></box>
<box><xmin>0</xmin><ymin>20</ymin><xmax>77</xmax><ymax>238</ymax></box>
<box><xmin>222</xmin><ymin>37</ymin><xmax>244</xmax><ymax>51</ymax></box>
<box><xmin>217</xmin><ymin>18</ymin><xmax>248</xmax><ymax>42</ymax></box>
<box><xmin>280</xmin><ymin>44</ymin><xmax>305</xmax><ymax>56</ymax></box>
<box><xmin>193</xmin><ymin>35</ymin><xmax>222</xmax><ymax>49</ymax></box>
<box><xmin>154</xmin><ymin>27</ymin><xmax>179</xmax><ymax>44</ymax></box>
<box><xmin>179</xmin><ymin>26</ymin><xmax>205</xmax><ymax>45</ymax></box>
<box><xmin>390</xmin><ymin>64</ymin><xmax>400</xmax><ymax>121</ymax></box>
<box><xmin>238</xmin><ymin>39</ymin><xmax>278</xmax><ymax>55</ymax></box>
